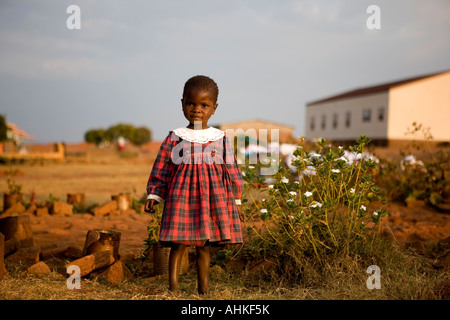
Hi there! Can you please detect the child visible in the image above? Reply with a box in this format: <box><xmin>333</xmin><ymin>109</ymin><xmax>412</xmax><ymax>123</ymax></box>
<box><xmin>144</xmin><ymin>75</ymin><xmax>244</xmax><ymax>295</ymax></box>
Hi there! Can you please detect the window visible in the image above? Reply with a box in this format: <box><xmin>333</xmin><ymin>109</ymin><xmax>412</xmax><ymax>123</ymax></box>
<box><xmin>310</xmin><ymin>116</ymin><xmax>315</xmax><ymax>131</ymax></box>
<box><xmin>333</xmin><ymin>113</ymin><xmax>338</xmax><ymax>129</ymax></box>
<box><xmin>362</xmin><ymin>109</ymin><xmax>371</xmax><ymax>122</ymax></box>
<box><xmin>345</xmin><ymin>112</ymin><xmax>351</xmax><ymax>128</ymax></box>
<box><xmin>321</xmin><ymin>115</ymin><xmax>326</xmax><ymax>130</ymax></box>
<box><xmin>378</xmin><ymin>107</ymin><xmax>385</xmax><ymax>121</ymax></box>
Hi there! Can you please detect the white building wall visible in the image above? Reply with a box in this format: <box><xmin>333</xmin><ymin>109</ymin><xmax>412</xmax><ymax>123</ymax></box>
<box><xmin>306</xmin><ymin>91</ymin><xmax>389</xmax><ymax>141</ymax></box>
<box><xmin>388</xmin><ymin>72</ymin><xmax>450</xmax><ymax>141</ymax></box>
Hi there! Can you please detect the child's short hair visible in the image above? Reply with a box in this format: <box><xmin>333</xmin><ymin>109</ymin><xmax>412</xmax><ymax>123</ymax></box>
<box><xmin>183</xmin><ymin>75</ymin><xmax>219</xmax><ymax>103</ymax></box>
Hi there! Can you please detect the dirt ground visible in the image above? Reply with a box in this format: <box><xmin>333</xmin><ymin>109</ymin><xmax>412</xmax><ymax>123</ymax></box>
<box><xmin>24</xmin><ymin>202</ymin><xmax>449</xmax><ymax>264</ymax></box>
<box><xmin>1</xmin><ymin>143</ymin><xmax>450</xmax><ymax>267</ymax></box>
<box><xmin>29</xmin><ymin>212</ymin><xmax>152</xmax><ymax>263</ymax></box>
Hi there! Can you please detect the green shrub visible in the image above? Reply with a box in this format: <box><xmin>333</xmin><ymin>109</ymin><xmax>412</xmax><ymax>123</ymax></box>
<box><xmin>376</xmin><ymin>122</ymin><xmax>450</xmax><ymax>206</ymax></box>
<box><xmin>240</xmin><ymin>135</ymin><xmax>388</xmax><ymax>272</ymax></box>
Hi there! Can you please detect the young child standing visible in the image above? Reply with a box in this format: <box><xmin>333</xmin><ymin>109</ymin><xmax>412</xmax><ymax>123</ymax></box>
<box><xmin>144</xmin><ymin>75</ymin><xmax>244</xmax><ymax>295</ymax></box>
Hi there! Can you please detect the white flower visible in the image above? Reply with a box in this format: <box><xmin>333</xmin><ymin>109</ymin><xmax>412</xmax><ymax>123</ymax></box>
<box><xmin>286</xmin><ymin>199</ymin><xmax>294</xmax><ymax>203</ymax></box>
<box><xmin>289</xmin><ymin>191</ymin><xmax>297</xmax><ymax>196</ymax></box>
<box><xmin>360</xmin><ymin>205</ymin><xmax>367</xmax><ymax>211</ymax></box>
<box><xmin>303</xmin><ymin>166</ymin><xmax>317</xmax><ymax>176</ymax></box>
<box><xmin>262</xmin><ymin>199</ymin><xmax>266</xmax><ymax>202</ymax></box>
<box><xmin>268</xmin><ymin>185</ymin><xmax>274</xmax><ymax>189</ymax></box>
<box><xmin>281</xmin><ymin>177</ymin><xmax>289</xmax><ymax>183</ymax></box>
<box><xmin>336</xmin><ymin>156</ymin><xmax>348</xmax><ymax>163</ymax></box>
<box><xmin>331</xmin><ymin>169</ymin><xmax>340</xmax><ymax>173</ymax></box>
<box><xmin>304</xmin><ymin>191</ymin><xmax>313</xmax><ymax>197</ymax></box>
<box><xmin>373</xmin><ymin>211</ymin><xmax>378</xmax><ymax>216</ymax></box>
<box><xmin>310</xmin><ymin>202</ymin><xmax>323</xmax><ymax>208</ymax></box>
<box><xmin>294</xmin><ymin>181</ymin><xmax>300</xmax><ymax>184</ymax></box>
<box><xmin>242</xmin><ymin>172</ymin><xmax>246</xmax><ymax>177</ymax></box>
<box><xmin>338</xmin><ymin>146</ymin><xmax>343</xmax><ymax>150</ymax></box>
<box><xmin>288</xmin><ymin>215</ymin><xmax>294</xmax><ymax>219</ymax></box>
<box><xmin>260</xmin><ymin>209</ymin><xmax>268</xmax><ymax>213</ymax></box>
<box><xmin>248</xmin><ymin>165</ymin><xmax>255</xmax><ymax>169</ymax></box>
<box><xmin>350</xmin><ymin>188</ymin><xmax>355</xmax><ymax>194</ymax></box>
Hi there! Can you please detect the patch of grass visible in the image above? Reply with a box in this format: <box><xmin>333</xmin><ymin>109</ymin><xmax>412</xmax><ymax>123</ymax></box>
<box><xmin>1</xmin><ymin>237</ymin><xmax>447</xmax><ymax>300</ymax></box>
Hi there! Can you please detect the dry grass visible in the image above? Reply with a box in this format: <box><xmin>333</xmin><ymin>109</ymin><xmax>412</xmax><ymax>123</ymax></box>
<box><xmin>1</xmin><ymin>236</ymin><xmax>448</xmax><ymax>300</ymax></box>
<box><xmin>0</xmin><ymin>148</ymin><xmax>449</xmax><ymax>300</ymax></box>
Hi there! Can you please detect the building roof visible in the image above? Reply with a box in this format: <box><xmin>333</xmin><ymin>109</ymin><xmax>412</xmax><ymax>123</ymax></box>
<box><xmin>306</xmin><ymin>70</ymin><xmax>450</xmax><ymax>106</ymax></box>
<box><xmin>7</xmin><ymin>122</ymin><xmax>35</xmax><ymax>140</ymax></box>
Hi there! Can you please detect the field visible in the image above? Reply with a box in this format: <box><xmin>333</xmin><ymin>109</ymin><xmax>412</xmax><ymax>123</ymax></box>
<box><xmin>0</xmin><ymin>143</ymin><xmax>449</xmax><ymax>301</ymax></box>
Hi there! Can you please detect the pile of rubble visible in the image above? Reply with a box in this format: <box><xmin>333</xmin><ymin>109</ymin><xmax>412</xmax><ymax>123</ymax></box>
<box><xmin>0</xmin><ymin>216</ymin><xmax>133</xmax><ymax>282</ymax></box>
<box><xmin>0</xmin><ymin>193</ymin><xmax>141</xmax><ymax>283</ymax></box>
<box><xmin>1</xmin><ymin>192</ymin><xmax>140</xmax><ymax>218</ymax></box>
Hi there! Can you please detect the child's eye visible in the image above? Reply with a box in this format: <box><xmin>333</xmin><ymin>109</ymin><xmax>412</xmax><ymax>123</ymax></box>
<box><xmin>202</xmin><ymin>104</ymin><xmax>209</xmax><ymax>108</ymax></box>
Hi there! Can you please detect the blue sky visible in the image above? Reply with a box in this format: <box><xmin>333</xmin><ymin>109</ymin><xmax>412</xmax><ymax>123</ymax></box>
<box><xmin>1</xmin><ymin>0</ymin><xmax>449</xmax><ymax>143</ymax></box>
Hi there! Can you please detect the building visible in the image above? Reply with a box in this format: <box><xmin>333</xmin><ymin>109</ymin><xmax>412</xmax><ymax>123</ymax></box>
<box><xmin>0</xmin><ymin>122</ymin><xmax>35</xmax><ymax>154</ymax></box>
<box><xmin>305</xmin><ymin>70</ymin><xmax>450</xmax><ymax>145</ymax></box>
<box><xmin>218</xmin><ymin>119</ymin><xmax>296</xmax><ymax>144</ymax></box>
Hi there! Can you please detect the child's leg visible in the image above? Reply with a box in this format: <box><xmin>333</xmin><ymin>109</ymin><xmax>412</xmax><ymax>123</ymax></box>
<box><xmin>196</xmin><ymin>245</ymin><xmax>210</xmax><ymax>295</ymax></box>
<box><xmin>168</xmin><ymin>243</ymin><xmax>186</xmax><ymax>293</ymax></box>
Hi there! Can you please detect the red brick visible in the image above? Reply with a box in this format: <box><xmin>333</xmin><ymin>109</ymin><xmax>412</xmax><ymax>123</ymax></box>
<box><xmin>92</xmin><ymin>201</ymin><xmax>118</xmax><ymax>217</ymax></box>
<box><xmin>52</xmin><ymin>201</ymin><xmax>73</xmax><ymax>216</ymax></box>
<box><xmin>95</xmin><ymin>260</ymin><xmax>133</xmax><ymax>283</ymax></box>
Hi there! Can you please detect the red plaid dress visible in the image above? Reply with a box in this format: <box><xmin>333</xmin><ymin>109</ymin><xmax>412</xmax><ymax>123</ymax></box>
<box><xmin>146</xmin><ymin>127</ymin><xmax>244</xmax><ymax>246</ymax></box>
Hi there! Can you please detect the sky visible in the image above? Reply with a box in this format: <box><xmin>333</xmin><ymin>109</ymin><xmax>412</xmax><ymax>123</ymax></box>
<box><xmin>0</xmin><ymin>0</ymin><xmax>449</xmax><ymax>143</ymax></box>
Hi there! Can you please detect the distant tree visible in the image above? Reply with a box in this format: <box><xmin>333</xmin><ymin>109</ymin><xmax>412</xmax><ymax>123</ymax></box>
<box><xmin>84</xmin><ymin>123</ymin><xmax>152</xmax><ymax>146</ymax></box>
<box><xmin>0</xmin><ymin>114</ymin><xmax>8</xmax><ymax>142</ymax></box>
<box><xmin>104</xmin><ymin>123</ymin><xmax>135</xmax><ymax>142</ymax></box>
<box><xmin>84</xmin><ymin>128</ymin><xmax>105</xmax><ymax>146</ymax></box>
<box><xmin>132</xmin><ymin>126</ymin><xmax>152</xmax><ymax>146</ymax></box>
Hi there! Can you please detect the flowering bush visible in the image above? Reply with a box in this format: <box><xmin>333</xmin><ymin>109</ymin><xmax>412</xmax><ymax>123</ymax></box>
<box><xmin>377</xmin><ymin>122</ymin><xmax>450</xmax><ymax>207</ymax></box>
<box><xmin>241</xmin><ymin>135</ymin><xmax>388</xmax><ymax>264</ymax></box>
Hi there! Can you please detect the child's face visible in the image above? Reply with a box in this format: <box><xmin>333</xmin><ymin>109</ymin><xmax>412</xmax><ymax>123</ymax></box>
<box><xmin>182</xmin><ymin>88</ymin><xmax>218</xmax><ymax>129</ymax></box>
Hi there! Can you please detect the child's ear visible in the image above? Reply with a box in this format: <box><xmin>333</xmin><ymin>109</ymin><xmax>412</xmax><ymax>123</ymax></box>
<box><xmin>213</xmin><ymin>103</ymin><xmax>218</xmax><ymax>113</ymax></box>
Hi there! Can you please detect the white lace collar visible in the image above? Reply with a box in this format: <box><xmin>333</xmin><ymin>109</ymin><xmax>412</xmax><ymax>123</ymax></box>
<box><xmin>172</xmin><ymin>126</ymin><xmax>224</xmax><ymax>144</ymax></box>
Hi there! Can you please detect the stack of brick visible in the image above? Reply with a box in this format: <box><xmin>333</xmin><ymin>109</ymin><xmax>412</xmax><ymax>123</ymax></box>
<box><xmin>64</xmin><ymin>229</ymin><xmax>133</xmax><ymax>283</ymax></box>
<box><xmin>91</xmin><ymin>197</ymin><xmax>136</xmax><ymax>217</ymax></box>
<box><xmin>0</xmin><ymin>215</ymin><xmax>52</xmax><ymax>277</ymax></box>
<box><xmin>1</xmin><ymin>201</ymin><xmax>73</xmax><ymax>217</ymax></box>
<box><xmin>51</xmin><ymin>201</ymin><xmax>73</xmax><ymax>216</ymax></box>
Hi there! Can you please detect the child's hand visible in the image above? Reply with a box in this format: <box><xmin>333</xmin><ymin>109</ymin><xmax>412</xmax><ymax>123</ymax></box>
<box><xmin>144</xmin><ymin>199</ymin><xmax>158</xmax><ymax>213</ymax></box>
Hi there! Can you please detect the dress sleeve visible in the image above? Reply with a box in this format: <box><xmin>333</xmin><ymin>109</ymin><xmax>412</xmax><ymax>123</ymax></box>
<box><xmin>223</xmin><ymin>134</ymin><xmax>244</xmax><ymax>205</ymax></box>
<box><xmin>146</xmin><ymin>133</ymin><xmax>176</xmax><ymax>202</ymax></box>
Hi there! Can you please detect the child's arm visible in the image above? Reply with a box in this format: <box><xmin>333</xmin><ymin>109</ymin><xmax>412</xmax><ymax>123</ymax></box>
<box><xmin>146</xmin><ymin>133</ymin><xmax>175</xmax><ymax>209</ymax></box>
<box><xmin>224</xmin><ymin>135</ymin><xmax>244</xmax><ymax>205</ymax></box>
